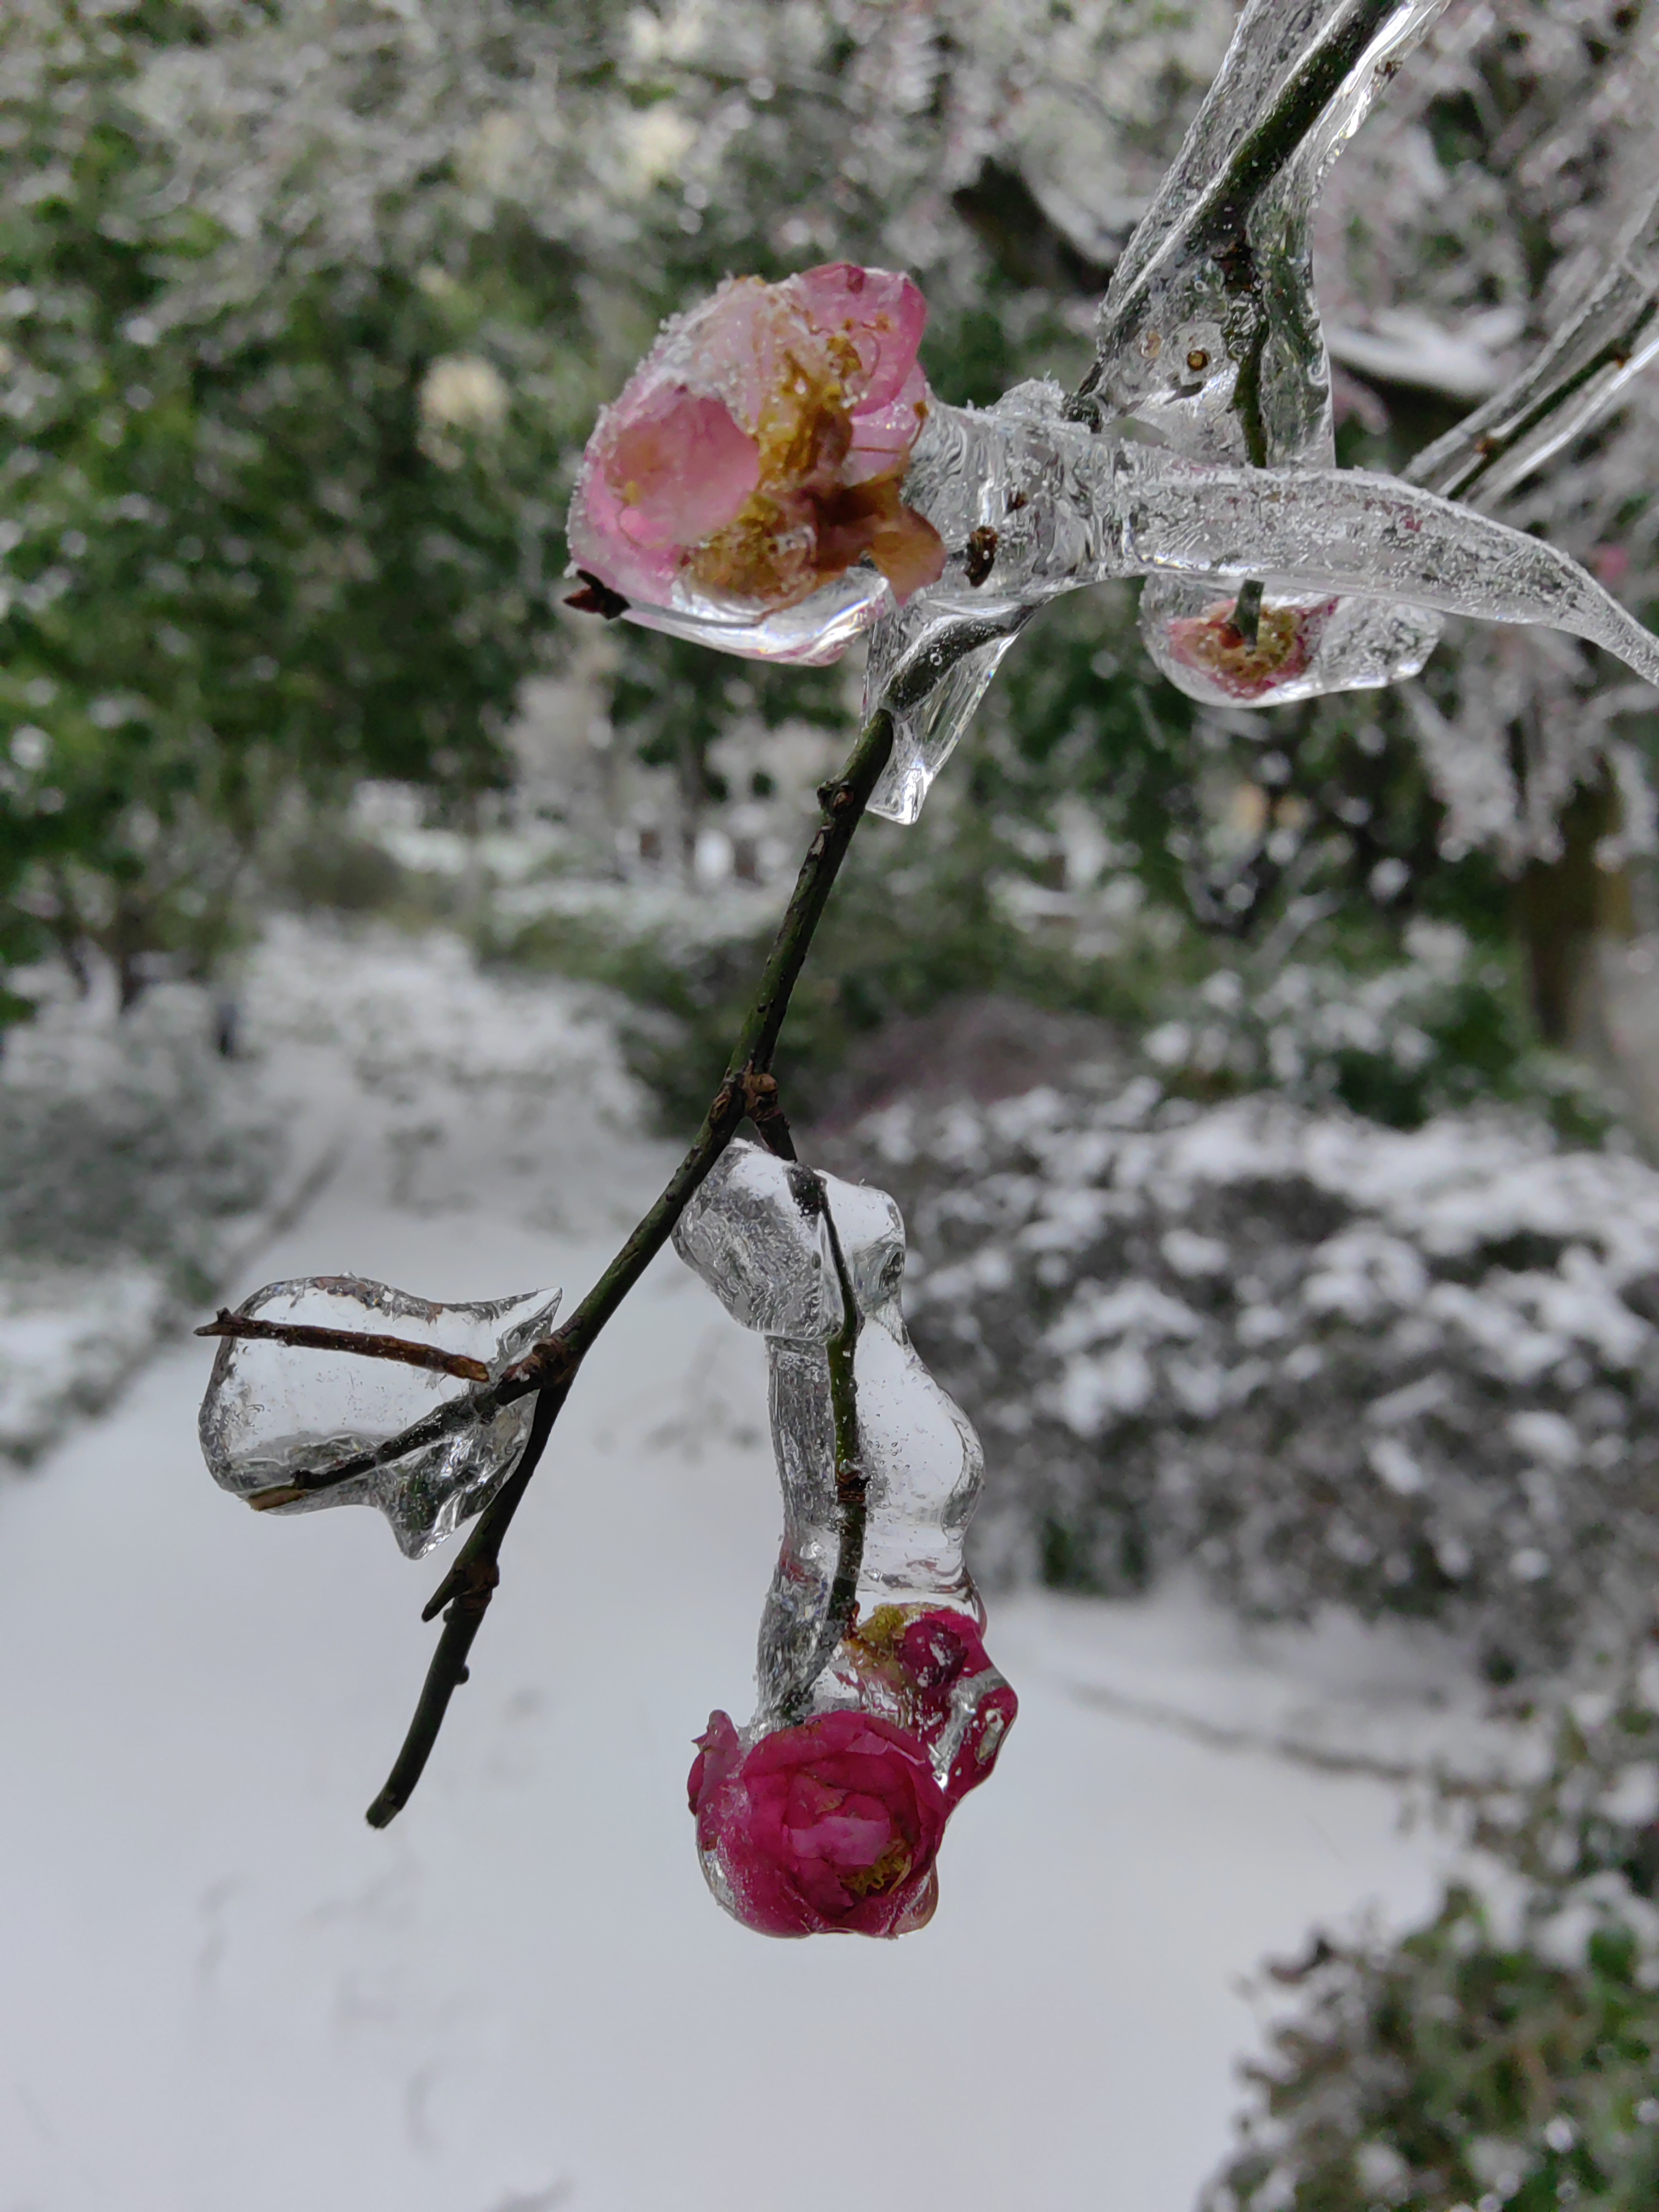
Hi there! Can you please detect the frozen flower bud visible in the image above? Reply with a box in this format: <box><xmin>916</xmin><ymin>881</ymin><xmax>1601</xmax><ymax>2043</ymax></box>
<box><xmin>856</xmin><ymin>1603</ymin><xmax>1019</xmax><ymax>1806</ymax></box>
<box><xmin>1156</xmin><ymin>591</ymin><xmax>1336</xmax><ymax>703</ymax></box>
<box><xmin>569</xmin><ymin>263</ymin><xmax>945</xmax><ymax>635</ymax></box>
<box><xmin>688</xmin><ymin>1707</ymin><xmax>948</xmax><ymax>1939</ymax></box>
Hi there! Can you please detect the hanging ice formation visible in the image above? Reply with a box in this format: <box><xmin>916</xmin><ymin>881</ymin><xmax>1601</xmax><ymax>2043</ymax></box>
<box><xmin>672</xmin><ymin>1139</ymin><xmax>1016</xmax><ymax>1938</ymax></box>
<box><xmin>198</xmin><ymin>1276</ymin><xmax>562</xmax><ymax>1559</ymax></box>
<box><xmin>568</xmin><ymin>0</ymin><xmax>1659</xmax><ymax>822</ymax></box>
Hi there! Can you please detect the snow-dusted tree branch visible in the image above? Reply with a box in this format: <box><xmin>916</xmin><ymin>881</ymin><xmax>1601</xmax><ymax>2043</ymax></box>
<box><xmin>197</xmin><ymin>0</ymin><xmax>1659</xmax><ymax>1938</ymax></box>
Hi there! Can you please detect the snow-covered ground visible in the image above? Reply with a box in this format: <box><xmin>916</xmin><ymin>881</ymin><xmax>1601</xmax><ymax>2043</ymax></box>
<box><xmin>0</xmin><ymin>924</ymin><xmax>1481</xmax><ymax>2212</ymax></box>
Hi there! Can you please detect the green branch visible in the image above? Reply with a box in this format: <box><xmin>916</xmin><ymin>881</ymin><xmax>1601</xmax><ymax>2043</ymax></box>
<box><xmin>781</xmin><ymin>1178</ymin><xmax>867</xmax><ymax>1722</ymax></box>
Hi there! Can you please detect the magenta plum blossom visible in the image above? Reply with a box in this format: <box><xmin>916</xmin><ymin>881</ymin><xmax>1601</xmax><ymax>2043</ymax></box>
<box><xmin>687</xmin><ymin>1707</ymin><xmax>949</xmax><ymax>1939</ymax></box>
<box><xmin>893</xmin><ymin>1608</ymin><xmax>1020</xmax><ymax>1805</ymax></box>
<box><xmin>686</xmin><ymin>1607</ymin><xmax>1017</xmax><ymax>1940</ymax></box>
<box><xmin>568</xmin><ymin>262</ymin><xmax>944</xmax><ymax>622</ymax></box>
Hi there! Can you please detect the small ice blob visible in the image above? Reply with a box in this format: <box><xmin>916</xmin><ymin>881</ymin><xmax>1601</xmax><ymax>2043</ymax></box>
<box><xmin>199</xmin><ymin>1275</ymin><xmax>561</xmax><ymax>1558</ymax></box>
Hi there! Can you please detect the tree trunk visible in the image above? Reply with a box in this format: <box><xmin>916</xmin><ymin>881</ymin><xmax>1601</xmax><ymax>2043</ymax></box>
<box><xmin>1514</xmin><ymin>771</ymin><xmax>1630</xmax><ymax>1062</ymax></box>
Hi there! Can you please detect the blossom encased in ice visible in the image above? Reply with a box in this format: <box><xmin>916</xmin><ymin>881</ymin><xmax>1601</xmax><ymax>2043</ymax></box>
<box><xmin>688</xmin><ymin>1706</ymin><xmax>948</xmax><ymax>1939</ymax></box>
<box><xmin>569</xmin><ymin>261</ymin><xmax>943</xmax><ymax>626</ymax></box>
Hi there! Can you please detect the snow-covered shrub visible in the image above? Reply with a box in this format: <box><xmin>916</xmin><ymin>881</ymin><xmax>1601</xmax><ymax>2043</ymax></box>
<box><xmin>1143</xmin><ymin>921</ymin><xmax>1611</xmax><ymax>1138</ymax></box>
<box><xmin>0</xmin><ymin>983</ymin><xmax>276</xmax><ymax>1287</ymax></box>
<box><xmin>1205</xmin><ymin>1646</ymin><xmax>1659</xmax><ymax>2211</ymax></box>
<box><xmin>0</xmin><ymin>979</ymin><xmax>281</xmax><ymax>1462</ymax></box>
<box><xmin>846</xmin><ymin>1081</ymin><xmax>1659</xmax><ymax>1676</ymax></box>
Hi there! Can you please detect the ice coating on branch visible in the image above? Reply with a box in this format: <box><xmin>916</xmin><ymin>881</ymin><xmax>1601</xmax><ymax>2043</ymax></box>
<box><xmin>1093</xmin><ymin>0</ymin><xmax>1452</xmax><ymax>471</ymax></box>
<box><xmin>1081</xmin><ymin>0</ymin><xmax>1453</xmax><ymax>704</ymax></box>
<box><xmin>567</xmin><ymin>262</ymin><xmax>942</xmax><ymax>664</ymax></box>
<box><xmin>567</xmin><ymin>3</ymin><xmax>1659</xmax><ymax>800</ymax></box>
<box><xmin>198</xmin><ymin>1276</ymin><xmax>561</xmax><ymax>1558</ymax></box>
<box><xmin>795</xmin><ymin>0</ymin><xmax>1461</xmax><ymax>737</ymax></box>
<box><xmin>858</xmin><ymin>382</ymin><xmax>1659</xmax><ymax>812</ymax></box>
<box><xmin>673</xmin><ymin>1140</ymin><xmax>1015</xmax><ymax>1937</ymax></box>
<box><xmin>674</xmin><ymin>1143</ymin><xmax>991</xmax><ymax>1651</ymax></box>
<box><xmin>1111</xmin><ymin>0</ymin><xmax>1659</xmax><ymax>706</ymax></box>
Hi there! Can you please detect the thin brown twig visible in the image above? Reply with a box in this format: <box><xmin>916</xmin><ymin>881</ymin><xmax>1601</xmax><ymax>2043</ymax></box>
<box><xmin>364</xmin><ymin>1383</ymin><xmax>563</xmax><ymax>1827</ymax></box>
<box><xmin>740</xmin><ymin>1068</ymin><xmax>797</xmax><ymax>1161</ymax></box>
<box><xmin>355</xmin><ymin>706</ymin><xmax>896</xmax><ymax>1825</ymax></box>
<box><xmin>195</xmin><ymin>1311</ymin><xmax>490</xmax><ymax>1383</ymax></box>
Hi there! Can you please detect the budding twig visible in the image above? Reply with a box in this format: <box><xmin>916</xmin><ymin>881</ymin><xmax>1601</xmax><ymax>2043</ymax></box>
<box><xmin>357</xmin><ymin>705</ymin><xmax>896</xmax><ymax>1824</ymax></box>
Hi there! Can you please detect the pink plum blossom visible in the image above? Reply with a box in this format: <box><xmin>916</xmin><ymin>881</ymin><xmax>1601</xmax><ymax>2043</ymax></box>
<box><xmin>1159</xmin><ymin>592</ymin><xmax>1338</xmax><ymax>702</ymax></box>
<box><xmin>569</xmin><ymin>263</ymin><xmax>944</xmax><ymax>621</ymax></box>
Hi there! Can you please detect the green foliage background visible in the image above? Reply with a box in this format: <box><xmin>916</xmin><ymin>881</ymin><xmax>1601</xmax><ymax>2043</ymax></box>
<box><xmin>3</xmin><ymin>0</ymin><xmax>1653</xmax><ymax>1096</ymax></box>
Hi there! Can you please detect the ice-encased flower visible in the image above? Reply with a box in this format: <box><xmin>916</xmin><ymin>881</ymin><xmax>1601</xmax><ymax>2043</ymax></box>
<box><xmin>673</xmin><ymin>1146</ymin><xmax>1016</xmax><ymax>1937</ymax></box>
<box><xmin>827</xmin><ymin>1602</ymin><xmax>1020</xmax><ymax>1808</ymax></box>
<box><xmin>891</xmin><ymin>1607</ymin><xmax>1019</xmax><ymax>1805</ymax></box>
<box><xmin>688</xmin><ymin>1707</ymin><xmax>948</xmax><ymax>1939</ymax></box>
<box><xmin>1156</xmin><ymin>592</ymin><xmax>1335</xmax><ymax>703</ymax></box>
<box><xmin>564</xmin><ymin>0</ymin><xmax>1659</xmax><ymax>814</ymax></box>
<box><xmin>568</xmin><ymin>261</ymin><xmax>944</xmax><ymax>621</ymax></box>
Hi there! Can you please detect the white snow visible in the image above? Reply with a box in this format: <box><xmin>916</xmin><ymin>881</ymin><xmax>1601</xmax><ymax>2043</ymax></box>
<box><xmin>0</xmin><ymin>924</ymin><xmax>1474</xmax><ymax>2212</ymax></box>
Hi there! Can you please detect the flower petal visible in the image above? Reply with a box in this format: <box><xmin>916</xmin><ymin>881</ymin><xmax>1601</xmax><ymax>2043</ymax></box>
<box><xmin>604</xmin><ymin>389</ymin><xmax>760</xmax><ymax>551</ymax></box>
<box><xmin>794</xmin><ymin>262</ymin><xmax>928</xmax><ymax>410</ymax></box>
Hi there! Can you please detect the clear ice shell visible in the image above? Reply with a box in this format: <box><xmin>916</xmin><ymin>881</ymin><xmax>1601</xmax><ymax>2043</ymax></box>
<box><xmin>1093</xmin><ymin>0</ymin><xmax>1451</xmax><ymax>473</ymax></box>
<box><xmin>672</xmin><ymin>1141</ymin><xmax>988</xmax><ymax>1730</ymax></box>
<box><xmin>612</xmin><ymin>564</ymin><xmax>891</xmax><ymax>669</ymax></box>
<box><xmin>672</xmin><ymin>1144</ymin><xmax>844</xmax><ymax>1338</ymax></box>
<box><xmin>1083</xmin><ymin>0</ymin><xmax>1451</xmax><ymax>705</ymax></box>
<box><xmin>198</xmin><ymin>1276</ymin><xmax>561</xmax><ymax>1559</ymax></box>
<box><xmin>1139</xmin><ymin>576</ymin><xmax>1442</xmax><ymax>706</ymax></box>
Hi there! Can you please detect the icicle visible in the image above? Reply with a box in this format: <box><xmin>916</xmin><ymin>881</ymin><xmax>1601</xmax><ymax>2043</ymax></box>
<box><xmin>862</xmin><ymin>603</ymin><xmax>1033</xmax><ymax>824</ymax></box>
<box><xmin>673</xmin><ymin>1140</ymin><xmax>1016</xmax><ymax>1938</ymax></box>
<box><xmin>199</xmin><ymin>1276</ymin><xmax>561</xmax><ymax>1559</ymax></box>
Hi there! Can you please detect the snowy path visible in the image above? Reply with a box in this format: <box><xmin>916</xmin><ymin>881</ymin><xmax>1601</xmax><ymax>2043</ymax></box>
<box><xmin>0</xmin><ymin>928</ymin><xmax>1469</xmax><ymax>2212</ymax></box>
